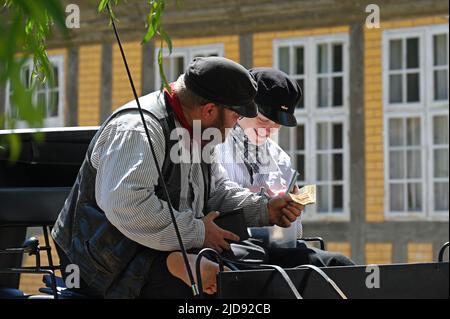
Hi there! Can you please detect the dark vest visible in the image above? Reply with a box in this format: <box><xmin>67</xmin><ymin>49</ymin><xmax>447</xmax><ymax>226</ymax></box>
<box><xmin>52</xmin><ymin>92</ymin><xmax>184</xmax><ymax>298</ymax></box>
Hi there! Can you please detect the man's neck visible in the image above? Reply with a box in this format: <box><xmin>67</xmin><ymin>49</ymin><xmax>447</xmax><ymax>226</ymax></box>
<box><xmin>180</xmin><ymin>104</ymin><xmax>196</xmax><ymax>128</ymax></box>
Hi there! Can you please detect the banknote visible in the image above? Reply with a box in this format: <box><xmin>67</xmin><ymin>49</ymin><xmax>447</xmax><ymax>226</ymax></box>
<box><xmin>289</xmin><ymin>184</ymin><xmax>316</xmax><ymax>205</ymax></box>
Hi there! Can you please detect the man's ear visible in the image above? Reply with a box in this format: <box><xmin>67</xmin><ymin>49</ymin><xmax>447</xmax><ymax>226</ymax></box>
<box><xmin>200</xmin><ymin>103</ymin><xmax>217</xmax><ymax>121</ymax></box>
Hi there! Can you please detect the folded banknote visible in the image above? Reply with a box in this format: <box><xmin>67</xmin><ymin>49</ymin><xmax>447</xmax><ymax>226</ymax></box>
<box><xmin>289</xmin><ymin>184</ymin><xmax>316</xmax><ymax>205</ymax></box>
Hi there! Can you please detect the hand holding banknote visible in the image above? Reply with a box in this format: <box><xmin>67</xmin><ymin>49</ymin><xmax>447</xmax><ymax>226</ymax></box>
<box><xmin>289</xmin><ymin>184</ymin><xmax>317</xmax><ymax>205</ymax></box>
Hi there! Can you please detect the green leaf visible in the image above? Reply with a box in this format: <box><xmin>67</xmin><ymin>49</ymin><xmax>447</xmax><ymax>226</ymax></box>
<box><xmin>142</xmin><ymin>23</ymin><xmax>157</xmax><ymax>43</ymax></box>
<box><xmin>158</xmin><ymin>49</ymin><xmax>171</xmax><ymax>92</ymax></box>
<box><xmin>160</xmin><ymin>28</ymin><xmax>172</xmax><ymax>54</ymax></box>
<box><xmin>98</xmin><ymin>0</ymin><xmax>109</xmax><ymax>12</ymax></box>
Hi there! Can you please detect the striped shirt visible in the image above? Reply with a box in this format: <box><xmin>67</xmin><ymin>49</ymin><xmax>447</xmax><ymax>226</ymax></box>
<box><xmin>90</xmin><ymin>93</ymin><xmax>269</xmax><ymax>252</ymax></box>
<box><xmin>215</xmin><ymin>125</ymin><xmax>303</xmax><ymax>238</ymax></box>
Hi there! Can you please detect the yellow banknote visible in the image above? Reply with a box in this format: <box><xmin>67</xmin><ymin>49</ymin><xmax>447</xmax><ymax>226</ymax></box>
<box><xmin>289</xmin><ymin>184</ymin><xmax>316</xmax><ymax>205</ymax></box>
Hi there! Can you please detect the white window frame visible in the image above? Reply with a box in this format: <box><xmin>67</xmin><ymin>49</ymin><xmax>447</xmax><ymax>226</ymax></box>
<box><xmin>274</xmin><ymin>39</ymin><xmax>308</xmax><ymax>111</ymax></box>
<box><xmin>428</xmin><ymin>25</ymin><xmax>449</xmax><ymax>108</ymax></box>
<box><xmin>383</xmin><ymin>29</ymin><xmax>425</xmax><ymax>110</ymax></box>
<box><xmin>427</xmin><ymin>110</ymin><xmax>449</xmax><ymax>221</ymax></box>
<box><xmin>274</xmin><ymin>34</ymin><xmax>350</xmax><ymax>222</ymax></box>
<box><xmin>383</xmin><ymin>25</ymin><xmax>449</xmax><ymax>221</ymax></box>
<box><xmin>309</xmin><ymin>115</ymin><xmax>350</xmax><ymax>221</ymax></box>
<box><xmin>154</xmin><ymin>44</ymin><xmax>224</xmax><ymax>90</ymax></box>
<box><xmin>5</xmin><ymin>55</ymin><xmax>65</xmax><ymax>128</ymax></box>
<box><xmin>384</xmin><ymin>113</ymin><xmax>427</xmax><ymax>220</ymax></box>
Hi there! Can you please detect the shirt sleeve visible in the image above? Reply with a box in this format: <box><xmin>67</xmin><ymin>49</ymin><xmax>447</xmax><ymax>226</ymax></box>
<box><xmin>207</xmin><ymin>159</ymin><xmax>270</xmax><ymax>228</ymax></box>
<box><xmin>91</xmin><ymin>113</ymin><xmax>205</xmax><ymax>251</ymax></box>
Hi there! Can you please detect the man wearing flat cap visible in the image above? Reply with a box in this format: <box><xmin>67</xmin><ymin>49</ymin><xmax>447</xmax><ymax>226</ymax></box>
<box><xmin>51</xmin><ymin>57</ymin><xmax>304</xmax><ymax>298</ymax></box>
<box><xmin>216</xmin><ymin>67</ymin><xmax>355</xmax><ymax>267</ymax></box>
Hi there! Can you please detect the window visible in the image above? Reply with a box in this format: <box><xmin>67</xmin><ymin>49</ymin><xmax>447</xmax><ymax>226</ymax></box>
<box><xmin>277</xmin><ymin>45</ymin><xmax>305</xmax><ymax>109</ymax></box>
<box><xmin>315</xmin><ymin>121</ymin><xmax>345</xmax><ymax>213</ymax></box>
<box><xmin>5</xmin><ymin>55</ymin><xmax>65</xmax><ymax>128</ymax></box>
<box><xmin>275</xmin><ymin>34</ymin><xmax>349</xmax><ymax>221</ymax></box>
<box><xmin>431</xmin><ymin>114</ymin><xmax>449</xmax><ymax>213</ymax></box>
<box><xmin>317</xmin><ymin>43</ymin><xmax>344</xmax><ymax>108</ymax></box>
<box><xmin>432</xmin><ymin>34</ymin><xmax>448</xmax><ymax>101</ymax></box>
<box><xmin>388</xmin><ymin>37</ymin><xmax>422</xmax><ymax>104</ymax></box>
<box><xmin>383</xmin><ymin>25</ymin><xmax>449</xmax><ymax>220</ymax></box>
<box><xmin>387</xmin><ymin>117</ymin><xmax>424</xmax><ymax>214</ymax></box>
<box><xmin>154</xmin><ymin>44</ymin><xmax>224</xmax><ymax>89</ymax></box>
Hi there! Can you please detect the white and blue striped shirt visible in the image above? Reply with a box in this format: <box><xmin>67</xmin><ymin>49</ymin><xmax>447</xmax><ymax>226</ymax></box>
<box><xmin>89</xmin><ymin>94</ymin><xmax>270</xmax><ymax>252</ymax></box>
<box><xmin>215</xmin><ymin>125</ymin><xmax>303</xmax><ymax>238</ymax></box>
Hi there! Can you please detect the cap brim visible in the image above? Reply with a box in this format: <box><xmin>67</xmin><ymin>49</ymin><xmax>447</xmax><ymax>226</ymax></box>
<box><xmin>259</xmin><ymin>108</ymin><xmax>297</xmax><ymax>127</ymax></box>
<box><xmin>227</xmin><ymin>101</ymin><xmax>258</xmax><ymax>118</ymax></box>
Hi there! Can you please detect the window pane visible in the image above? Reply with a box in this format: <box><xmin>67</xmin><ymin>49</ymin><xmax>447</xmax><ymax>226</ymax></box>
<box><xmin>406</xmin><ymin>73</ymin><xmax>420</xmax><ymax>102</ymax></box>
<box><xmin>332</xmin><ymin>123</ymin><xmax>343</xmax><ymax>149</ymax></box>
<box><xmin>389</xmin><ymin>74</ymin><xmax>403</xmax><ymax>103</ymax></box>
<box><xmin>389</xmin><ymin>39</ymin><xmax>403</xmax><ymax>70</ymax></box>
<box><xmin>434</xmin><ymin>70</ymin><xmax>448</xmax><ymax>101</ymax></box>
<box><xmin>278</xmin><ymin>47</ymin><xmax>290</xmax><ymax>74</ymax></box>
<box><xmin>317</xmin><ymin>123</ymin><xmax>328</xmax><ymax>149</ymax></box>
<box><xmin>297</xmin><ymin>79</ymin><xmax>304</xmax><ymax>109</ymax></box>
<box><xmin>52</xmin><ymin>66</ymin><xmax>59</xmax><ymax>88</ymax></box>
<box><xmin>406</xmin><ymin>38</ymin><xmax>419</xmax><ymax>69</ymax></box>
<box><xmin>406</xmin><ymin>150</ymin><xmax>421</xmax><ymax>178</ymax></box>
<box><xmin>318</xmin><ymin>78</ymin><xmax>329</xmax><ymax>107</ymax></box>
<box><xmin>37</xmin><ymin>92</ymin><xmax>46</xmax><ymax>108</ymax></box>
<box><xmin>390</xmin><ymin>183</ymin><xmax>404</xmax><ymax>211</ymax></box>
<box><xmin>333</xmin><ymin>44</ymin><xmax>343</xmax><ymax>72</ymax></box>
<box><xmin>317</xmin><ymin>154</ymin><xmax>329</xmax><ymax>181</ymax></box>
<box><xmin>407</xmin><ymin>183</ymin><xmax>422</xmax><ymax>212</ymax></box>
<box><xmin>21</xmin><ymin>67</ymin><xmax>31</xmax><ymax>89</ymax></box>
<box><xmin>434</xmin><ymin>34</ymin><xmax>448</xmax><ymax>66</ymax></box>
<box><xmin>389</xmin><ymin>150</ymin><xmax>405</xmax><ymax>179</ymax></box>
<box><xmin>317</xmin><ymin>185</ymin><xmax>329</xmax><ymax>212</ymax></box>
<box><xmin>389</xmin><ymin>118</ymin><xmax>404</xmax><ymax>146</ymax></box>
<box><xmin>295</xmin><ymin>47</ymin><xmax>304</xmax><ymax>75</ymax></box>
<box><xmin>49</xmin><ymin>91</ymin><xmax>59</xmax><ymax>117</ymax></box>
<box><xmin>174</xmin><ymin>57</ymin><xmax>185</xmax><ymax>81</ymax></box>
<box><xmin>332</xmin><ymin>185</ymin><xmax>343</xmax><ymax>211</ymax></box>
<box><xmin>406</xmin><ymin>118</ymin><xmax>420</xmax><ymax>146</ymax></box>
<box><xmin>163</xmin><ymin>57</ymin><xmax>171</xmax><ymax>81</ymax></box>
<box><xmin>317</xmin><ymin>44</ymin><xmax>328</xmax><ymax>74</ymax></box>
<box><xmin>433</xmin><ymin>116</ymin><xmax>449</xmax><ymax>145</ymax></box>
<box><xmin>278</xmin><ymin>126</ymin><xmax>290</xmax><ymax>150</ymax></box>
<box><xmin>332</xmin><ymin>77</ymin><xmax>343</xmax><ymax>106</ymax></box>
<box><xmin>296</xmin><ymin>155</ymin><xmax>305</xmax><ymax>181</ymax></box>
<box><xmin>296</xmin><ymin>125</ymin><xmax>305</xmax><ymax>150</ymax></box>
<box><xmin>333</xmin><ymin>153</ymin><xmax>343</xmax><ymax>180</ymax></box>
<box><xmin>434</xmin><ymin>149</ymin><xmax>449</xmax><ymax>178</ymax></box>
<box><xmin>434</xmin><ymin>182</ymin><xmax>449</xmax><ymax>211</ymax></box>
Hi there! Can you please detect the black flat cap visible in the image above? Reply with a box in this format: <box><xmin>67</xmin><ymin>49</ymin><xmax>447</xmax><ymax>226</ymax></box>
<box><xmin>250</xmin><ymin>68</ymin><xmax>302</xmax><ymax>127</ymax></box>
<box><xmin>185</xmin><ymin>57</ymin><xmax>258</xmax><ymax>118</ymax></box>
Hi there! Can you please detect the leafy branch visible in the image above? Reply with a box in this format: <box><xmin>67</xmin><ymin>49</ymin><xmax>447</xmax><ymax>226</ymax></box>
<box><xmin>0</xmin><ymin>0</ymin><xmax>176</xmax><ymax>161</ymax></box>
<box><xmin>0</xmin><ymin>0</ymin><xmax>67</xmax><ymax>160</ymax></box>
<box><xmin>98</xmin><ymin>0</ymin><xmax>174</xmax><ymax>91</ymax></box>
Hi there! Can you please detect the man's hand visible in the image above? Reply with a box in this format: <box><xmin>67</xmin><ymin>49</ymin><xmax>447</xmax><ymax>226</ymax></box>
<box><xmin>202</xmin><ymin>211</ymin><xmax>240</xmax><ymax>253</ymax></box>
<box><xmin>267</xmin><ymin>195</ymin><xmax>304</xmax><ymax>227</ymax></box>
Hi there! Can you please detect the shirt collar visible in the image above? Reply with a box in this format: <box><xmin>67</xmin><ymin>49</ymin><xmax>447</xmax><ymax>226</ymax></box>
<box><xmin>164</xmin><ymin>83</ymin><xmax>193</xmax><ymax>136</ymax></box>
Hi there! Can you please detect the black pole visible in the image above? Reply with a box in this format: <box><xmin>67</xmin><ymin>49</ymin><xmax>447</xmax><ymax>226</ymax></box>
<box><xmin>105</xmin><ymin>4</ymin><xmax>199</xmax><ymax>297</ymax></box>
